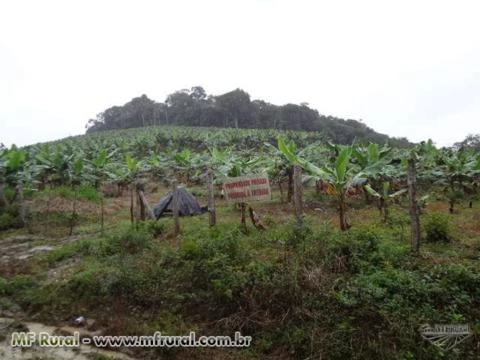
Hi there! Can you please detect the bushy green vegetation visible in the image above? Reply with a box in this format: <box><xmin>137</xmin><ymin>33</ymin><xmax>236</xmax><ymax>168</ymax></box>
<box><xmin>0</xmin><ymin>126</ymin><xmax>479</xmax><ymax>359</ymax></box>
<box><xmin>424</xmin><ymin>213</ymin><xmax>452</xmax><ymax>243</ymax></box>
<box><xmin>2</xmin><ymin>216</ymin><xmax>477</xmax><ymax>359</ymax></box>
<box><xmin>0</xmin><ymin>203</ymin><xmax>23</xmax><ymax>230</ymax></box>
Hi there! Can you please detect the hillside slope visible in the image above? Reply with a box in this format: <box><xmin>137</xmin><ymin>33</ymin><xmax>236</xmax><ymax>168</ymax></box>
<box><xmin>85</xmin><ymin>87</ymin><xmax>412</xmax><ymax>147</ymax></box>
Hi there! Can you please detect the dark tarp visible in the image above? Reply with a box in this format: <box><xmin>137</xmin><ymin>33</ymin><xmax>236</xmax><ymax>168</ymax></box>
<box><xmin>153</xmin><ymin>186</ymin><xmax>205</xmax><ymax>219</ymax></box>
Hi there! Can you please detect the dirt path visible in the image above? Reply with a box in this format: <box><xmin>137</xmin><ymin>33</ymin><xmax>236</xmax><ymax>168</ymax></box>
<box><xmin>0</xmin><ymin>234</ymin><xmax>138</xmax><ymax>359</ymax></box>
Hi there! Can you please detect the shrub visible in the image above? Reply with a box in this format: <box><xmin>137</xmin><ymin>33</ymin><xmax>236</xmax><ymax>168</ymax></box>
<box><xmin>2</xmin><ymin>187</ymin><xmax>16</xmax><ymax>203</ymax></box>
<box><xmin>0</xmin><ymin>277</ymin><xmax>9</xmax><ymax>296</ymax></box>
<box><xmin>77</xmin><ymin>184</ymin><xmax>100</xmax><ymax>202</ymax></box>
<box><xmin>4</xmin><ymin>203</ymin><xmax>20</xmax><ymax>217</ymax></box>
<box><xmin>55</xmin><ymin>185</ymin><xmax>74</xmax><ymax>198</ymax></box>
<box><xmin>424</xmin><ymin>213</ymin><xmax>451</xmax><ymax>243</ymax></box>
<box><xmin>285</xmin><ymin>219</ymin><xmax>313</xmax><ymax>249</ymax></box>
<box><xmin>326</xmin><ymin>227</ymin><xmax>379</xmax><ymax>273</ymax></box>
<box><xmin>69</xmin><ymin>270</ymin><xmax>95</xmax><ymax>294</ymax></box>
<box><xmin>45</xmin><ymin>238</ymin><xmax>94</xmax><ymax>263</ymax></box>
<box><xmin>0</xmin><ymin>213</ymin><xmax>14</xmax><ymax>230</ymax></box>
<box><xmin>102</xmin><ymin>229</ymin><xmax>152</xmax><ymax>255</ymax></box>
<box><xmin>140</xmin><ymin>220</ymin><xmax>165</xmax><ymax>237</ymax></box>
<box><xmin>180</xmin><ymin>230</ymin><xmax>251</xmax><ymax>304</ymax></box>
<box><xmin>0</xmin><ymin>204</ymin><xmax>23</xmax><ymax>230</ymax></box>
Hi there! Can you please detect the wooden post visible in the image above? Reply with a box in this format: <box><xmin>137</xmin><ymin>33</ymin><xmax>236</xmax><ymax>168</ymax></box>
<box><xmin>100</xmin><ymin>193</ymin><xmax>104</xmax><ymax>236</ymax></box>
<box><xmin>279</xmin><ymin>181</ymin><xmax>284</xmax><ymax>203</ymax></box>
<box><xmin>130</xmin><ymin>184</ymin><xmax>134</xmax><ymax>228</ymax></box>
<box><xmin>137</xmin><ymin>189</ymin><xmax>156</xmax><ymax>220</ymax></box>
<box><xmin>136</xmin><ymin>183</ymin><xmax>146</xmax><ymax>221</ymax></box>
<box><xmin>16</xmin><ymin>182</ymin><xmax>26</xmax><ymax>226</ymax></box>
<box><xmin>293</xmin><ymin>164</ymin><xmax>303</xmax><ymax>223</ymax></box>
<box><xmin>207</xmin><ymin>169</ymin><xmax>216</xmax><ymax>226</ymax></box>
<box><xmin>172</xmin><ymin>181</ymin><xmax>180</xmax><ymax>235</ymax></box>
<box><xmin>407</xmin><ymin>157</ymin><xmax>420</xmax><ymax>252</ymax></box>
<box><xmin>240</xmin><ymin>202</ymin><xmax>248</xmax><ymax>233</ymax></box>
<box><xmin>136</xmin><ymin>187</ymin><xmax>144</xmax><ymax>224</ymax></box>
<box><xmin>287</xmin><ymin>166</ymin><xmax>294</xmax><ymax>203</ymax></box>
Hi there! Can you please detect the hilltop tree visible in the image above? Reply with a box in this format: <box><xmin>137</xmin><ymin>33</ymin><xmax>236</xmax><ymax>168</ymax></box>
<box><xmin>454</xmin><ymin>134</ymin><xmax>480</xmax><ymax>152</ymax></box>
<box><xmin>86</xmin><ymin>95</ymin><xmax>159</xmax><ymax>132</ymax></box>
<box><xmin>215</xmin><ymin>89</ymin><xmax>253</xmax><ymax>128</ymax></box>
<box><xmin>85</xmin><ymin>87</ymin><xmax>412</xmax><ymax>147</ymax></box>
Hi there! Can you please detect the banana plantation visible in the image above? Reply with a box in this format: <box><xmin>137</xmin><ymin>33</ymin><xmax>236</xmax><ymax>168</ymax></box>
<box><xmin>0</xmin><ymin>126</ymin><xmax>479</xmax><ymax>359</ymax></box>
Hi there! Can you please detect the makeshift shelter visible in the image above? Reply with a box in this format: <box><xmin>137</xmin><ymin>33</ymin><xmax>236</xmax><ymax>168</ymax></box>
<box><xmin>153</xmin><ymin>186</ymin><xmax>206</xmax><ymax>219</ymax></box>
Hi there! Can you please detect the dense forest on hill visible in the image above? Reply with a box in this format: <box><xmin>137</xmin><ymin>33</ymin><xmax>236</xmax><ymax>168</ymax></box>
<box><xmin>86</xmin><ymin>87</ymin><xmax>412</xmax><ymax>147</ymax></box>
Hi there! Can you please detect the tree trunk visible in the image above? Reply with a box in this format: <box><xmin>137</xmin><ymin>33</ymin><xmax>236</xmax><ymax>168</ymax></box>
<box><xmin>407</xmin><ymin>157</ymin><xmax>420</xmax><ymax>252</ymax></box>
<box><xmin>379</xmin><ymin>197</ymin><xmax>386</xmax><ymax>222</ymax></box>
<box><xmin>207</xmin><ymin>169</ymin><xmax>216</xmax><ymax>226</ymax></box>
<box><xmin>293</xmin><ymin>165</ymin><xmax>303</xmax><ymax>224</ymax></box>
<box><xmin>172</xmin><ymin>181</ymin><xmax>180</xmax><ymax>235</ymax></box>
<box><xmin>339</xmin><ymin>191</ymin><xmax>349</xmax><ymax>231</ymax></box>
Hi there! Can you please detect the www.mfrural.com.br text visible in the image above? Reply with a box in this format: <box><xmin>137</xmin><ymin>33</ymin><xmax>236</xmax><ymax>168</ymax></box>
<box><xmin>11</xmin><ymin>331</ymin><xmax>252</xmax><ymax>348</ymax></box>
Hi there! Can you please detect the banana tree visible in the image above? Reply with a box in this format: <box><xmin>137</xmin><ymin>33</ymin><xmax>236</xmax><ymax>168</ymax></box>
<box><xmin>364</xmin><ymin>182</ymin><xmax>407</xmax><ymax>222</ymax></box>
<box><xmin>34</xmin><ymin>144</ymin><xmax>74</xmax><ymax>188</ymax></box>
<box><xmin>0</xmin><ymin>149</ymin><xmax>9</xmax><ymax>208</ymax></box>
<box><xmin>90</xmin><ymin>148</ymin><xmax>117</xmax><ymax>234</ymax></box>
<box><xmin>351</xmin><ymin>142</ymin><xmax>398</xmax><ymax>205</ymax></box>
<box><xmin>115</xmin><ymin>154</ymin><xmax>144</xmax><ymax>227</ymax></box>
<box><xmin>265</xmin><ymin>140</ymin><xmax>327</xmax><ymax>202</ymax></box>
<box><xmin>209</xmin><ymin>147</ymin><xmax>252</xmax><ymax>184</ymax></box>
<box><xmin>278</xmin><ymin>137</ymin><xmax>366</xmax><ymax>230</ymax></box>
<box><xmin>1</xmin><ymin>147</ymin><xmax>28</xmax><ymax>225</ymax></box>
<box><xmin>429</xmin><ymin>148</ymin><xmax>479</xmax><ymax>213</ymax></box>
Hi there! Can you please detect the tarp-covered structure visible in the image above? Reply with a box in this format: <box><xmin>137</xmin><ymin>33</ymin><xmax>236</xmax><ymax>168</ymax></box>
<box><xmin>153</xmin><ymin>186</ymin><xmax>205</xmax><ymax>219</ymax></box>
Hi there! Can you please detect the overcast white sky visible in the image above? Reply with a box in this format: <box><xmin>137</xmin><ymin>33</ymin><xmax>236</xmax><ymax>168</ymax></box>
<box><xmin>1</xmin><ymin>0</ymin><xmax>479</xmax><ymax>148</ymax></box>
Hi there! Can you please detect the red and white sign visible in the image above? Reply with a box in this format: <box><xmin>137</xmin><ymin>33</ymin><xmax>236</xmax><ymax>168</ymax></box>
<box><xmin>223</xmin><ymin>174</ymin><xmax>271</xmax><ymax>202</ymax></box>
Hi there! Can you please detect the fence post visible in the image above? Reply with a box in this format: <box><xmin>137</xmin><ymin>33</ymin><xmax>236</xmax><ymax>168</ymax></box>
<box><xmin>240</xmin><ymin>202</ymin><xmax>248</xmax><ymax>233</ymax></box>
<box><xmin>407</xmin><ymin>156</ymin><xmax>420</xmax><ymax>252</ymax></box>
<box><xmin>136</xmin><ymin>182</ymin><xmax>156</xmax><ymax>221</ymax></box>
<box><xmin>136</xmin><ymin>183</ymin><xmax>145</xmax><ymax>222</ymax></box>
<box><xmin>207</xmin><ymin>169</ymin><xmax>216</xmax><ymax>226</ymax></box>
<box><xmin>293</xmin><ymin>164</ymin><xmax>303</xmax><ymax>223</ymax></box>
<box><xmin>172</xmin><ymin>180</ymin><xmax>180</xmax><ymax>235</ymax></box>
